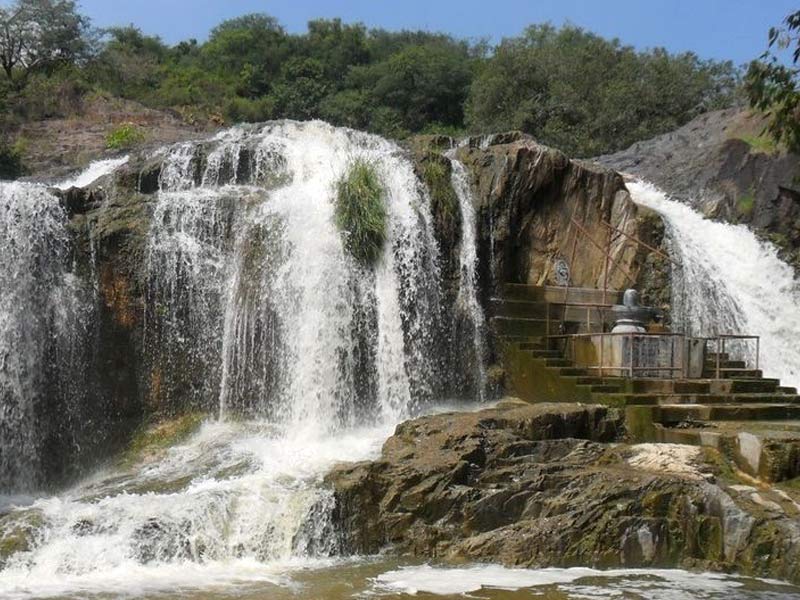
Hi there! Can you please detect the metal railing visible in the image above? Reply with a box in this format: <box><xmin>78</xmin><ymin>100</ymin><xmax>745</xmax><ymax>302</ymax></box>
<box><xmin>543</xmin><ymin>300</ymin><xmax>613</xmax><ymax>337</ymax></box>
<box><xmin>545</xmin><ymin>331</ymin><xmax>761</xmax><ymax>380</ymax></box>
<box><xmin>548</xmin><ymin>331</ymin><xmax>688</xmax><ymax>379</ymax></box>
<box><xmin>706</xmin><ymin>334</ymin><xmax>761</xmax><ymax>379</ymax></box>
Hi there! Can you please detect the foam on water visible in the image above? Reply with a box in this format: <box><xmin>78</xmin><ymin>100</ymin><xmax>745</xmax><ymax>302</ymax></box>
<box><xmin>372</xmin><ymin>564</ymin><xmax>800</xmax><ymax>598</ymax></box>
<box><xmin>0</xmin><ymin>418</ymin><xmax>395</xmax><ymax>599</ymax></box>
<box><xmin>629</xmin><ymin>181</ymin><xmax>800</xmax><ymax>389</ymax></box>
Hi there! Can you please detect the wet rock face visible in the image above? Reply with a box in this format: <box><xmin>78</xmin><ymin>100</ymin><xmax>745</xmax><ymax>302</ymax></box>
<box><xmin>452</xmin><ymin>134</ymin><xmax>663</xmax><ymax>302</ymax></box>
<box><xmin>327</xmin><ymin>401</ymin><xmax>800</xmax><ymax>583</ymax></box>
<box><xmin>597</xmin><ymin>108</ymin><xmax>800</xmax><ymax>273</ymax></box>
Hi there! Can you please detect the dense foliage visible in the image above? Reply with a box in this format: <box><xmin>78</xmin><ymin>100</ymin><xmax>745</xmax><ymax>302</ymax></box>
<box><xmin>0</xmin><ymin>0</ymin><xmax>742</xmax><ymax>157</ymax></box>
<box><xmin>746</xmin><ymin>11</ymin><xmax>800</xmax><ymax>153</ymax></box>
<box><xmin>334</xmin><ymin>159</ymin><xmax>387</xmax><ymax>264</ymax></box>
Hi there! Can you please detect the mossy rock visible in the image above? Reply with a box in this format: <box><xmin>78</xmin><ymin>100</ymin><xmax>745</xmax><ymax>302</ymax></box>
<box><xmin>0</xmin><ymin>510</ymin><xmax>45</xmax><ymax>565</ymax></box>
<box><xmin>122</xmin><ymin>412</ymin><xmax>208</xmax><ymax>466</ymax></box>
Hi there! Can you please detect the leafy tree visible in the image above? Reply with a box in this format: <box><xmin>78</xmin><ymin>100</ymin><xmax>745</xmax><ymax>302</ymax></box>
<box><xmin>267</xmin><ymin>57</ymin><xmax>328</xmax><ymax>120</ymax></box>
<box><xmin>90</xmin><ymin>26</ymin><xmax>167</xmax><ymax>99</ymax></box>
<box><xmin>466</xmin><ymin>24</ymin><xmax>737</xmax><ymax>156</ymax></box>
<box><xmin>202</xmin><ymin>13</ymin><xmax>288</xmax><ymax>97</ymax></box>
<box><xmin>347</xmin><ymin>39</ymin><xmax>473</xmax><ymax>135</ymax></box>
<box><xmin>0</xmin><ymin>0</ymin><xmax>90</xmax><ymax>87</ymax></box>
<box><xmin>746</xmin><ymin>10</ymin><xmax>800</xmax><ymax>152</ymax></box>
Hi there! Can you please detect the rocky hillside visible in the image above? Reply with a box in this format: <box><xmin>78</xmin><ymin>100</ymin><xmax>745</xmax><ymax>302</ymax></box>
<box><xmin>598</xmin><ymin>108</ymin><xmax>800</xmax><ymax>272</ymax></box>
<box><xmin>16</xmin><ymin>95</ymin><xmax>214</xmax><ymax>181</ymax></box>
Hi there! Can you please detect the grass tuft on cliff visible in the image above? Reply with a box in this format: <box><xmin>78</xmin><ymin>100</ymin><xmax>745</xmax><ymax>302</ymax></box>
<box><xmin>334</xmin><ymin>158</ymin><xmax>387</xmax><ymax>264</ymax></box>
<box><xmin>422</xmin><ymin>158</ymin><xmax>458</xmax><ymax>222</ymax></box>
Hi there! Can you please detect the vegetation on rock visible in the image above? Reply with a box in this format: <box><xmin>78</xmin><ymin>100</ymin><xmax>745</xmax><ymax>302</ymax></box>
<box><xmin>122</xmin><ymin>412</ymin><xmax>207</xmax><ymax>465</ymax></box>
<box><xmin>105</xmin><ymin>122</ymin><xmax>146</xmax><ymax>149</ymax></box>
<box><xmin>334</xmin><ymin>158</ymin><xmax>387</xmax><ymax>264</ymax></box>
<box><xmin>0</xmin><ymin>137</ymin><xmax>24</xmax><ymax>178</ymax></box>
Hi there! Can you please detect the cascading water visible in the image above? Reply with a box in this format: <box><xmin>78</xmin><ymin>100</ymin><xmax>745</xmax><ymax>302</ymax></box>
<box><xmin>0</xmin><ymin>121</ymin><xmax>484</xmax><ymax>597</ymax></box>
<box><xmin>447</xmin><ymin>155</ymin><xmax>487</xmax><ymax>400</ymax></box>
<box><xmin>628</xmin><ymin>181</ymin><xmax>800</xmax><ymax>388</ymax></box>
<box><xmin>0</xmin><ymin>183</ymin><xmax>71</xmax><ymax>490</ymax></box>
<box><xmin>146</xmin><ymin>121</ymin><xmax>446</xmax><ymax>428</ymax></box>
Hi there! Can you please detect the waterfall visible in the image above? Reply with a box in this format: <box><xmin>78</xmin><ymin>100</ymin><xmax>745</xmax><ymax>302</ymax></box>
<box><xmin>448</xmin><ymin>155</ymin><xmax>487</xmax><ymax>400</ymax></box>
<box><xmin>146</xmin><ymin>121</ymin><xmax>445</xmax><ymax>428</ymax></box>
<box><xmin>0</xmin><ymin>183</ymin><xmax>82</xmax><ymax>491</ymax></box>
<box><xmin>628</xmin><ymin>181</ymin><xmax>800</xmax><ymax>388</ymax></box>
<box><xmin>0</xmin><ymin>122</ymin><xmax>488</xmax><ymax>596</ymax></box>
<box><xmin>54</xmin><ymin>157</ymin><xmax>129</xmax><ymax>190</ymax></box>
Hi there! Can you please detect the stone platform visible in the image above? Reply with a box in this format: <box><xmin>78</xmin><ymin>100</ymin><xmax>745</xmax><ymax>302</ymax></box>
<box><xmin>493</xmin><ymin>284</ymin><xmax>800</xmax><ymax>483</ymax></box>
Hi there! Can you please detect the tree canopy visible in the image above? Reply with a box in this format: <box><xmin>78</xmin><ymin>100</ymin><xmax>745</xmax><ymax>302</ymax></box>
<box><xmin>0</xmin><ymin>7</ymin><xmax>744</xmax><ymax>157</ymax></box>
<box><xmin>745</xmin><ymin>10</ymin><xmax>800</xmax><ymax>152</ymax></box>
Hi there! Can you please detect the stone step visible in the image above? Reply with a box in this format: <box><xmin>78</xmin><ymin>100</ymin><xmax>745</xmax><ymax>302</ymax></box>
<box><xmin>627</xmin><ymin>379</ymin><xmax>712</xmax><ymax>394</ymax></box>
<box><xmin>590</xmin><ymin>384</ymin><xmax>624</xmax><ymax>393</ymax></box>
<box><xmin>501</xmin><ymin>335</ymin><xmax>544</xmax><ymax>344</ymax></box>
<box><xmin>703</xmin><ymin>360</ymin><xmax>747</xmax><ymax>370</ymax></box>
<box><xmin>491</xmin><ymin>298</ymin><xmax>611</xmax><ymax>324</ymax></box>
<box><xmin>779</xmin><ymin>386</ymin><xmax>799</xmax><ymax>395</ymax></box>
<box><xmin>556</xmin><ymin>367</ymin><xmax>591</xmax><ymax>377</ymax></box>
<box><xmin>656</xmin><ymin>403</ymin><xmax>800</xmax><ymax>423</ymax></box>
<box><xmin>502</xmin><ymin>284</ymin><xmax>622</xmax><ymax>305</ymax></box>
<box><xmin>575</xmin><ymin>376</ymin><xmax>626</xmax><ymax>386</ymax></box>
<box><xmin>529</xmin><ymin>349</ymin><xmax>562</xmax><ymax>359</ymax></box>
<box><xmin>654</xmin><ymin>421</ymin><xmax>800</xmax><ymax>482</ymax></box>
<box><xmin>727</xmin><ymin>379</ymin><xmax>779</xmax><ymax>393</ymax></box>
<box><xmin>605</xmin><ymin>393</ymin><xmax>800</xmax><ymax>407</ymax></box>
<box><xmin>544</xmin><ymin>358</ymin><xmax>573</xmax><ymax>367</ymax></box>
<box><xmin>702</xmin><ymin>368</ymin><xmax>763</xmax><ymax>379</ymax></box>
<box><xmin>491</xmin><ymin>316</ymin><xmax>549</xmax><ymax>337</ymax></box>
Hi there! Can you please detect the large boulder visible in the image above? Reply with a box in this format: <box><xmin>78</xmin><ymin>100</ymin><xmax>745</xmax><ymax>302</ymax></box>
<box><xmin>327</xmin><ymin>400</ymin><xmax>800</xmax><ymax>583</ymax></box>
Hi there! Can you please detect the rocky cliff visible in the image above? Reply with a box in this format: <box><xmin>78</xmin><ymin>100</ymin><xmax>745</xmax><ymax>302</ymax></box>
<box><xmin>328</xmin><ymin>400</ymin><xmax>800</xmax><ymax>583</ymax></box>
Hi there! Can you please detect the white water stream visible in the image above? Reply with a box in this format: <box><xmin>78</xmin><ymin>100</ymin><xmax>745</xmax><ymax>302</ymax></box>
<box><xmin>448</xmin><ymin>155</ymin><xmax>487</xmax><ymax>400</ymax></box>
<box><xmin>629</xmin><ymin>181</ymin><xmax>800</xmax><ymax>388</ymax></box>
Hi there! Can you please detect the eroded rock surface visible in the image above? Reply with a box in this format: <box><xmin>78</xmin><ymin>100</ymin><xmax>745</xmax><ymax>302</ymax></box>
<box><xmin>328</xmin><ymin>400</ymin><xmax>800</xmax><ymax>583</ymax></box>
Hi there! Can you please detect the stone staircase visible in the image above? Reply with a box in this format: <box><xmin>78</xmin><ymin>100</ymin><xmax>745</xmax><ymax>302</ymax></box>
<box><xmin>493</xmin><ymin>284</ymin><xmax>800</xmax><ymax>482</ymax></box>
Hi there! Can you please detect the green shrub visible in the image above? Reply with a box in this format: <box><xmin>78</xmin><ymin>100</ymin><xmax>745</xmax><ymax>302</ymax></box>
<box><xmin>0</xmin><ymin>139</ymin><xmax>24</xmax><ymax>179</ymax></box>
<box><xmin>422</xmin><ymin>158</ymin><xmax>458</xmax><ymax>222</ymax></box>
<box><xmin>106</xmin><ymin>123</ymin><xmax>146</xmax><ymax>149</ymax></box>
<box><xmin>334</xmin><ymin>158</ymin><xmax>387</xmax><ymax>264</ymax></box>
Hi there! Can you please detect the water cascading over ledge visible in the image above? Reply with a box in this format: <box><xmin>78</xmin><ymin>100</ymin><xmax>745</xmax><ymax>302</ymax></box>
<box><xmin>0</xmin><ymin>183</ymin><xmax>95</xmax><ymax>492</ymax></box>
<box><xmin>0</xmin><ymin>123</ymin><xmax>493</xmax><ymax>594</ymax></box>
<box><xmin>143</xmin><ymin>121</ymin><xmax>480</xmax><ymax>429</ymax></box>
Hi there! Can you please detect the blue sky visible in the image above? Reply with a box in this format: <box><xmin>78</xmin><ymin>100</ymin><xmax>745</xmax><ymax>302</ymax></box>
<box><xmin>75</xmin><ymin>0</ymin><xmax>796</xmax><ymax>65</ymax></box>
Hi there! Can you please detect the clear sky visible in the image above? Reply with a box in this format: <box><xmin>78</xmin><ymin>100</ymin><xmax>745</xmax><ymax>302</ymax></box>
<box><xmin>74</xmin><ymin>0</ymin><xmax>796</xmax><ymax>66</ymax></box>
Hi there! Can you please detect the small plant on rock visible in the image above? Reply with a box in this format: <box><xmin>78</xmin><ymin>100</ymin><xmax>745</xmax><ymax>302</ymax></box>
<box><xmin>334</xmin><ymin>158</ymin><xmax>387</xmax><ymax>264</ymax></box>
<box><xmin>106</xmin><ymin>123</ymin><xmax>146</xmax><ymax>150</ymax></box>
